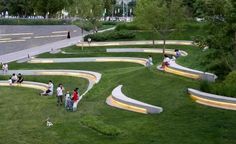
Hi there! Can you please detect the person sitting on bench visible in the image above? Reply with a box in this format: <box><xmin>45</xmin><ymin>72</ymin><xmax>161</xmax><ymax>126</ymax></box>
<box><xmin>175</xmin><ymin>49</ymin><xmax>181</xmax><ymax>58</ymax></box>
<box><xmin>162</xmin><ymin>55</ymin><xmax>171</xmax><ymax>68</ymax></box>
<box><xmin>17</xmin><ymin>73</ymin><xmax>24</xmax><ymax>84</ymax></box>
<box><xmin>11</xmin><ymin>73</ymin><xmax>18</xmax><ymax>83</ymax></box>
<box><xmin>41</xmin><ymin>80</ymin><xmax>54</xmax><ymax>96</ymax></box>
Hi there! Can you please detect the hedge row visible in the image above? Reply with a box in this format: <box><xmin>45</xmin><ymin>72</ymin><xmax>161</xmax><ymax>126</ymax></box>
<box><xmin>200</xmin><ymin>71</ymin><xmax>236</xmax><ymax>98</ymax></box>
<box><xmin>115</xmin><ymin>23</ymin><xmax>143</xmax><ymax>31</ymax></box>
<box><xmin>84</xmin><ymin>30</ymin><xmax>135</xmax><ymax>41</ymax></box>
<box><xmin>0</xmin><ymin>18</ymin><xmax>71</xmax><ymax>25</ymax></box>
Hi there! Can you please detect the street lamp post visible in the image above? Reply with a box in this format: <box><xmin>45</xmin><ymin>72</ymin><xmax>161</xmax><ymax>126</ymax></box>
<box><xmin>122</xmin><ymin>0</ymin><xmax>125</xmax><ymax>20</ymax></box>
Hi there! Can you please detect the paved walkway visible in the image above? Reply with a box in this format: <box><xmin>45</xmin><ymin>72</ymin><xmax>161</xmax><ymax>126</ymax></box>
<box><xmin>0</xmin><ymin>35</ymin><xmax>83</xmax><ymax>63</ymax></box>
<box><xmin>0</xmin><ymin>26</ymin><xmax>116</xmax><ymax>63</ymax></box>
<box><xmin>0</xmin><ymin>25</ymin><xmax>192</xmax><ymax>64</ymax></box>
<box><xmin>0</xmin><ymin>25</ymin><xmax>83</xmax><ymax>56</ymax></box>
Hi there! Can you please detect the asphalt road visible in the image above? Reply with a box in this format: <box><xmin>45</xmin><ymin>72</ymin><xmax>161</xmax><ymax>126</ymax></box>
<box><xmin>0</xmin><ymin>25</ymin><xmax>83</xmax><ymax>55</ymax></box>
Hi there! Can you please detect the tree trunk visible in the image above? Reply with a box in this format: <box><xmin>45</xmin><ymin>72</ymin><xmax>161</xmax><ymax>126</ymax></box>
<box><xmin>152</xmin><ymin>31</ymin><xmax>155</xmax><ymax>48</ymax></box>
<box><xmin>234</xmin><ymin>31</ymin><xmax>236</xmax><ymax>68</ymax></box>
<box><xmin>163</xmin><ymin>35</ymin><xmax>166</xmax><ymax>57</ymax></box>
<box><xmin>234</xmin><ymin>31</ymin><xmax>236</xmax><ymax>57</ymax></box>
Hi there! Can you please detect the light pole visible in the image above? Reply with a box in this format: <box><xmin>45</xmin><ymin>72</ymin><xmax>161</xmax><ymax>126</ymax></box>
<box><xmin>122</xmin><ymin>0</ymin><xmax>125</xmax><ymax>19</ymax></box>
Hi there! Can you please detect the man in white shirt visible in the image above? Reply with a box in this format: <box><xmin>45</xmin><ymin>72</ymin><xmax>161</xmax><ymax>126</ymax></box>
<box><xmin>56</xmin><ymin>84</ymin><xmax>64</xmax><ymax>106</ymax></box>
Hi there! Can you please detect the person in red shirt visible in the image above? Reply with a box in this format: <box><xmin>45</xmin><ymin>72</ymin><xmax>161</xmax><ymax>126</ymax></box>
<box><xmin>72</xmin><ymin>88</ymin><xmax>79</xmax><ymax>102</ymax></box>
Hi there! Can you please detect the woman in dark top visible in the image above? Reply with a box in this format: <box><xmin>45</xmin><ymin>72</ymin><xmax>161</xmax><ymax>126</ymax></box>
<box><xmin>17</xmin><ymin>73</ymin><xmax>24</xmax><ymax>84</ymax></box>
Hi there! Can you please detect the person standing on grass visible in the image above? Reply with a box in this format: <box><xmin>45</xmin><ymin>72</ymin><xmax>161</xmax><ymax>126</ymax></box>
<box><xmin>65</xmin><ymin>91</ymin><xmax>73</xmax><ymax>111</ymax></box>
<box><xmin>72</xmin><ymin>88</ymin><xmax>79</xmax><ymax>103</ymax></box>
<box><xmin>1</xmin><ymin>63</ymin><xmax>4</xmax><ymax>74</ymax></box>
<box><xmin>87</xmin><ymin>38</ymin><xmax>92</xmax><ymax>46</ymax></box>
<box><xmin>56</xmin><ymin>84</ymin><xmax>64</xmax><ymax>106</ymax></box>
<box><xmin>4</xmin><ymin>63</ymin><xmax>8</xmax><ymax>73</ymax></box>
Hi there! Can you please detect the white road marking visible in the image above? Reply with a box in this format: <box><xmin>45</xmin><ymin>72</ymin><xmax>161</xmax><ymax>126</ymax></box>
<box><xmin>0</xmin><ymin>33</ymin><xmax>33</xmax><ymax>36</ymax></box>
<box><xmin>21</xmin><ymin>37</ymin><xmax>32</xmax><ymax>40</ymax></box>
<box><xmin>34</xmin><ymin>35</ymin><xmax>67</xmax><ymax>39</ymax></box>
<box><xmin>0</xmin><ymin>39</ymin><xmax>26</xmax><ymax>43</ymax></box>
<box><xmin>52</xmin><ymin>31</ymin><xmax>68</xmax><ymax>34</ymax></box>
<box><xmin>0</xmin><ymin>38</ymin><xmax>12</xmax><ymax>41</ymax></box>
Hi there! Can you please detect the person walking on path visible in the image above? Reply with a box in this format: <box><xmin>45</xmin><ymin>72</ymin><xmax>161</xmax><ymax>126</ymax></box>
<box><xmin>56</xmin><ymin>84</ymin><xmax>64</xmax><ymax>106</ymax></box>
<box><xmin>67</xmin><ymin>31</ymin><xmax>71</xmax><ymax>39</ymax></box>
<box><xmin>2</xmin><ymin>63</ymin><xmax>8</xmax><ymax>74</ymax></box>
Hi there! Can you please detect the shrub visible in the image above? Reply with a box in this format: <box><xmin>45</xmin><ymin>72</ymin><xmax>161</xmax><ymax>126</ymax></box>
<box><xmin>200</xmin><ymin>80</ymin><xmax>212</xmax><ymax>93</ymax></box>
<box><xmin>102</xmin><ymin>21</ymin><xmax>117</xmax><ymax>25</ymax></box>
<box><xmin>72</xmin><ymin>20</ymin><xmax>94</xmax><ymax>31</ymax></box>
<box><xmin>80</xmin><ymin>116</ymin><xmax>123</xmax><ymax>136</ymax></box>
<box><xmin>115</xmin><ymin>23</ymin><xmax>142</xmax><ymax>31</ymax></box>
<box><xmin>0</xmin><ymin>18</ymin><xmax>71</xmax><ymax>25</ymax></box>
<box><xmin>84</xmin><ymin>30</ymin><xmax>135</xmax><ymax>42</ymax></box>
<box><xmin>201</xmin><ymin>71</ymin><xmax>236</xmax><ymax>98</ymax></box>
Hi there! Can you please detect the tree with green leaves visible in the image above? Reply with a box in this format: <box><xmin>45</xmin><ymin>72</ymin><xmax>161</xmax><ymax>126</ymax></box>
<box><xmin>103</xmin><ymin>0</ymin><xmax>116</xmax><ymax>17</ymax></box>
<box><xmin>34</xmin><ymin>0</ymin><xmax>72</xmax><ymax>18</ymax></box>
<box><xmin>7</xmin><ymin>0</ymin><xmax>35</xmax><ymax>17</ymax></box>
<box><xmin>70</xmin><ymin>0</ymin><xmax>104</xmax><ymax>33</ymax></box>
<box><xmin>135</xmin><ymin>0</ymin><xmax>186</xmax><ymax>55</ymax></box>
<box><xmin>196</xmin><ymin>0</ymin><xmax>236</xmax><ymax>77</ymax></box>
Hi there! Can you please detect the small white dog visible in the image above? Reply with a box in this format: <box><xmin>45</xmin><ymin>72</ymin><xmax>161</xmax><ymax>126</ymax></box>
<box><xmin>46</xmin><ymin>117</ymin><xmax>53</xmax><ymax>127</ymax></box>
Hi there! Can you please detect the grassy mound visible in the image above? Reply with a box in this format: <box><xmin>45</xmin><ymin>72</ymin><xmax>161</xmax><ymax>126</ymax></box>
<box><xmin>1</xmin><ymin>45</ymin><xmax>236</xmax><ymax>144</ymax></box>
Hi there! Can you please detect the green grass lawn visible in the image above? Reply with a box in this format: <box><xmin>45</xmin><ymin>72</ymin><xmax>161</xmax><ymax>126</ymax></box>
<box><xmin>0</xmin><ymin>45</ymin><xmax>236</xmax><ymax>144</ymax></box>
<box><xmin>87</xmin><ymin>21</ymin><xmax>209</xmax><ymax>41</ymax></box>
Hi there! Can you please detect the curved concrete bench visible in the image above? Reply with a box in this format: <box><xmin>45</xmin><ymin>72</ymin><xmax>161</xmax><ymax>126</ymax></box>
<box><xmin>0</xmin><ymin>70</ymin><xmax>102</xmax><ymax>110</ymax></box>
<box><xmin>158</xmin><ymin>60</ymin><xmax>217</xmax><ymax>82</ymax></box>
<box><xmin>106</xmin><ymin>48</ymin><xmax>188</xmax><ymax>56</ymax></box>
<box><xmin>0</xmin><ymin>80</ymin><xmax>48</xmax><ymax>91</ymax></box>
<box><xmin>188</xmin><ymin>88</ymin><xmax>236</xmax><ymax>111</ymax></box>
<box><xmin>76</xmin><ymin>40</ymin><xmax>194</xmax><ymax>47</ymax></box>
<box><xmin>27</xmin><ymin>57</ymin><xmax>148</xmax><ymax>66</ymax></box>
<box><xmin>106</xmin><ymin>85</ymin><xmax>163</xmax><ymax>114</ymax></box>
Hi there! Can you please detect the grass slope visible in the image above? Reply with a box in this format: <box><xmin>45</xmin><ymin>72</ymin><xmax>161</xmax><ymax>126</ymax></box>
<box><xmin>0</xmin><ymin>45</ymin><xmax>235</xmax><ymax>144</ymax></box>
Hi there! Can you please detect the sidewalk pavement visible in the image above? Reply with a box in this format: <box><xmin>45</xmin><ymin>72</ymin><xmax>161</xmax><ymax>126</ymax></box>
<box><xmin>0</xmin><ymin>26</ymin><xmax>117</xmax><ymax>63</ymax></box>
<box><xmin>0</xmin><ymin>35</ymin><xmax>83</xmax><ymax>63</ymax></box>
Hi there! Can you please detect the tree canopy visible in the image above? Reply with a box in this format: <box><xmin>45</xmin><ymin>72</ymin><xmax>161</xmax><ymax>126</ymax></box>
<box><xmin>135</xmin><ymin>0</ymin><xmax>186</xmax><ymax>54</ymax></box>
